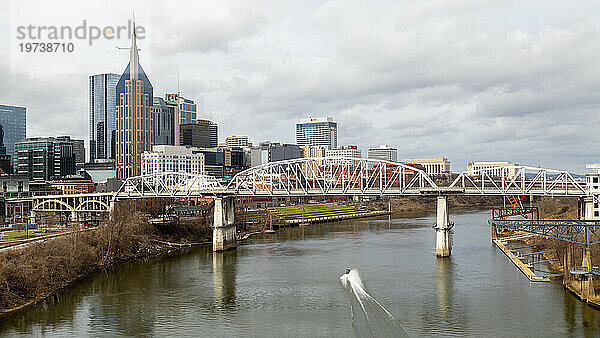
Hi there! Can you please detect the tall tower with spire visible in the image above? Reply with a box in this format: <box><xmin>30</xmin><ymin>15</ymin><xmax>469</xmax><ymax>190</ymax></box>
<box><xmin>115</xmin><ymin>20</ymin><xmax>153</xmax><ymax>178</ymax></box>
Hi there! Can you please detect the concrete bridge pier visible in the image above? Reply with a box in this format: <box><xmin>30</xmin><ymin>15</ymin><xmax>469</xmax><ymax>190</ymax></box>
<box><xmin>213</xmin><ymin>197</ymin><xmax>237</xmax><ymax>252</ymax></box>
<box><xmin>434</xmin><ymin>195</ymin><xmax>453</xmax><ymax>258</ymax></box>
<box><xmin>581</xmin><ymin>246</ymin><xmax>595</xmax><ymax>300</ymax></box>
<box><xmin>579</xmin><ymin>197</ymin><xmax>595</xmax><ymax>220</ymax></box>
<box><xmin>109</xmin><ymin>200</ymin><xmax>116</xmax><ymax>221</ymax></box>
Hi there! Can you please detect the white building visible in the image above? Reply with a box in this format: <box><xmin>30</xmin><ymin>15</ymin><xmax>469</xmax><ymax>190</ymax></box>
<box><xmin>586</xmin><ymin>164</ymin><xmax>600</xmax><ymax>220</ymax></box>
<box><xmin>368</xmin><ymin>145</ymin><xmax>397</xmax><ymax>162</ymax></box>
<box><xmin>225</xmin><ymin>134</ymin><xmax>250</xmax><ymax>148</ymax></box>
<box><xmin>142</xmin><ymin>145</ymin><xmax>205</xmax><ymax>175</ymax></box>
<box><xmin>467</xmin><ymin>161</ymin><xmax>519</xmax><ymax>178</ymax></box>
<box><xmin>326</xmin><ymin>146</ymin><xmax>361</xmax><ymax>158</ymax></box>
<box><xmin>296</xmin><ymin>117</ymin><xmax>337</xmax><ymax>149</ymax></box>
<box><xmin>402</xmin><ymin>157</ymin><xmax>451</xmax><ymax>176</ymax></box>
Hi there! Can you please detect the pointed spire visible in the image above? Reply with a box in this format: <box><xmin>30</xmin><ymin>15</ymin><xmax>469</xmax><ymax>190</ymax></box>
<box><xmin>130</xmin><ymin>14</ymin><xmax>139</xmax><ymax>80</ymax></box>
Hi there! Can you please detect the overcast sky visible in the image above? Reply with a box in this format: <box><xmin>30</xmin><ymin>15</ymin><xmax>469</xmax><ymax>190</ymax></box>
<box><xmin>1</xmin><ymin>0</ymin><xmax>600</xmax><ymax>171</ymax></box>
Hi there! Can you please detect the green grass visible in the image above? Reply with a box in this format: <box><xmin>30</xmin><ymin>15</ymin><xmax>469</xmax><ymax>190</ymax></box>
<box><xmin>0</xmin><ymin>230</ymin><xmax>45</xmax><ymax>240</ymax></box>
<box><xmin>277</xmin><ymin>204</ymin><xmax>358</xmax><ymax>215</ymax></box>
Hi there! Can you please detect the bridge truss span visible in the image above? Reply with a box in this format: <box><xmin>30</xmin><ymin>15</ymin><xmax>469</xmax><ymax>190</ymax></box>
<box><xmin>226</xmin><ymin>157</ymin><xmax>438</xmax><ymax>196</ymax></box>
<box><xmin>490</xmin><ymin>219</ymin><xmax>600</xmax><ymax>246</ymax></box>
<box><xmin>450</xmin><ymin>165</ymin><xmax>587</xmax><ymax>196</ymax></box>
<box><xmin>116</xmin><ymin>172</ymin><xmax>225</xmax><ymax>198</ymax></box>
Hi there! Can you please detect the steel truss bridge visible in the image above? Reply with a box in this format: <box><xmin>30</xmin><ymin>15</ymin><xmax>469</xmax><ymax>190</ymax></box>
<box><xmin>6</xmin><ymin>157</ymin><xmax>594</xmax><ymax>218</ymax></box>
<box><xmin>489</xmin><ymin>219</ymin><xmax>600</xmax><ymax>246</ymax></box>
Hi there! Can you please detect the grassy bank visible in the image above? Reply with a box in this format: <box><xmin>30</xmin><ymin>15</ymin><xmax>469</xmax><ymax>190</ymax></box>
<box><xmin>0</xmin><ymin>206</ymin><xmax>211</xmax><ymax>316</ymax></box>
<box><xmin>276</xmin><ymin>204</ymin><xmax>365</xmax><ymax>219</ymax></box>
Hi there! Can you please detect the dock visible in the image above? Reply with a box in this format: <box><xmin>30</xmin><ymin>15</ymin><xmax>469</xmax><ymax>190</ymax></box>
<box><xmin>493</xmin><ymin>239</ymin><xmax>550</xmax><ymax>282</ymax></box>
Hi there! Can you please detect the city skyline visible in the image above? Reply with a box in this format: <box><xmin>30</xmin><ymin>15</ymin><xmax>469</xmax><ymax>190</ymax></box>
<box><xmin>2</xmin><ymin>1</ymin><xmax>600</xmax><ymax>171</ymax></box>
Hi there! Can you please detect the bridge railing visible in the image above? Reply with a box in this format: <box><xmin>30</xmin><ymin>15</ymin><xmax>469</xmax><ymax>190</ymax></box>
<box><xmin>115</xmin><ymin>172</ymin><xmax>225</xmax><ymax>198</ymax></box>
<box><xmin>450</xmin><ymin>165</ymin><xmax>587</xmax><ymax>196</ymax></box>
<box><xmin>226</xmin><ymin>157</ymin><xmax>437</xmax><ymax>195</ymax></box>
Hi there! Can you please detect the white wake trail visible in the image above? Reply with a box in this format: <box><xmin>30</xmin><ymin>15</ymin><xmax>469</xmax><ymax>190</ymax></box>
<box><xmin>340</xmin><ymin>269</ymin><xmax>409</xmax><ymax>337</ymax></box>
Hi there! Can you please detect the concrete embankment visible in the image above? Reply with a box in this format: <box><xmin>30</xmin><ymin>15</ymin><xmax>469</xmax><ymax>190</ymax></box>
<box><xmin>496</xmin><ymin>197</ymin><xmax>600</xmax><ymax>308</ymax></box>
<box><xmin>493</xmin><ymin>237</ymin><xmax>550</xmax><ymax>282</ymax></box>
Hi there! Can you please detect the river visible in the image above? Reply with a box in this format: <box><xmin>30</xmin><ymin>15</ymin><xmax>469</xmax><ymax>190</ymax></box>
<box><xmin>1</xmin><ymin>208</ymin><xmax>600</xmax><ymax>336</ymax></box>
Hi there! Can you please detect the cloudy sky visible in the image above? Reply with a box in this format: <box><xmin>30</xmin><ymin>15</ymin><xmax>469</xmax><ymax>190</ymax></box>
<box><xmin>1</xmin><ymin>0</ymin><xmax>600</xmax><ymax>171</ymax></box>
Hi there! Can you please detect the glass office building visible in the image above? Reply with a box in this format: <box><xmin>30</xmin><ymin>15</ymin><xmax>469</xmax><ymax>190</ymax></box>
<box><xmin>296</xmin><ymin>117</ymin><xmax>337</xmax><ymax>149</ymax></box>
<box><xmin>153</xmin><ymin>97</ymin><xmax>174</xmax><ymax>146</ymax></box>
<box><xmin>115</xmin><ymin>22</ymin><xmax>153</xmax><ymax>179</ymax></box>
<box><xmin>0</xmin><ymin>104</ymin><xmax>26</xmax><ymax>156</ymax></box>
<box><xmin>89</xmin><ymin>73</ymin><xmax>119</xmax><ymax>161</ymax></box>
<box><xmin>14</xmin><ymin>137</ymin><xmax>75</xmax><ymax>181</ymax></box>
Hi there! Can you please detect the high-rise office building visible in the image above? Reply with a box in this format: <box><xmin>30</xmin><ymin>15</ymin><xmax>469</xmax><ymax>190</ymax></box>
<box><xmin>115</xmin><ymin>21</ymin><xmax>153</xmax><ymax>179</ymax></box>
<box><xmin>0</xmin><ymin>104</ymin><xmax>26</xmax><ymax>156</ymax></box>
<box><xmin>259</xmin><ymin>141</ymin><xmax>301</xmax><ymax>162</ymax></box>
<box><xmin>89</xmin><ymin>73</ymin><xmax>119</xmax><ymax>161</ymax></box>
<box><xmin>153</xmin><ymin>97</ymin><xmax>174</xmax><ymax>145</ymax></box>
<box><xmin>180</xmin><ymin>119</ymin><xmax>218</xmax><ymax>148</ymax></box>
<box><xmin>225</xmin><ymin>134</ymin><xmax>249</xmax><ymax>148</ymax></box>
<box><xmin>296</xmin><ymin>117</ymin><xmax>337</xmax><ymax>149</ymax></box>
<box><xmin>192</xmin><ymin>147</ymin><xmax>224</xmax><ymax>177</ymax></box>
<box><xmin>165</xmin><ymin>93</ymin><xmax>197</xmax><ymax>146</ymax></box>
<box><xmin>368</xmin><ymin>145</ymin><xmax>397</xmax><ymax>162</ymax></box>
<box><xmin>0</xmin><ymin>125</ymin><xmax>10</xmax><ymax>174</ymax></box>
<box><xmin>57</xmin><ymin>136</ymin><xmax>85</xmax><ymax>164</ymax></box>
<box><xmin>14</xmin><ymin>137</ymin><xmax>76</xmax><ymax>181</ymax></box>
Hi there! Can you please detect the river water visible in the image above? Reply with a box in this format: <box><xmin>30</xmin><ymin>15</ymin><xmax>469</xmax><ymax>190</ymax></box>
<box><xmin>2</xmin><ymin>208</ymin><xmax>600</xmax><ymax>336</ymax></box>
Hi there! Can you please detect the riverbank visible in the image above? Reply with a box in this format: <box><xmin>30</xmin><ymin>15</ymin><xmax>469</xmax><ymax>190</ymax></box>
<box><xmin>495</xmin><ymin>197</ymin><xmax>600</xmax><ymax>308</ymax></box>
<box><xmin>0</xmin><ymin>207</ymin><xmax>213</xmax><ymax>317</ymax></box>
<box><xmin>370</xmin><ymin>195</ymin><xmax>504</xmax><ymax>212</ymax></box>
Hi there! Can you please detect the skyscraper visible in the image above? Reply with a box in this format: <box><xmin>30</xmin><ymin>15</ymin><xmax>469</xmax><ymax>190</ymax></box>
<box><xmin>165</xmin><ymin>93</ymin><xmax>197</xmax><ymax>146</ymax></box>
<box><xmin>115</xmin><ymin>21</ymin><xmax>153</xmax><ymax>179</ymax></box>
<box><xmin>180</xmin><ymin>119</ymin><xmax>218</xmax><ymax>148</ymax></box>
<box><xmin>89</xmin><ymin>73</ymin><xmax>119</xmax><ymax>162</ymax></box>
<box><xmin>58</xmin><ymin>136</ymin><xmax>86</xmax><ymax>164</ymax></box>
<box><xmin>296</xmin><ymin>117</ymin><xmax>337</xmax><ymax>149</ymax></box>
<box><xmin>0</xmin><ymin>104</ymin><xmax>26</xmax><ymax>156</ymax></box>
<box><xmin>153</xmin><ymin>97</ymin><xmax>174</xmax><ymax>145</ymax></box>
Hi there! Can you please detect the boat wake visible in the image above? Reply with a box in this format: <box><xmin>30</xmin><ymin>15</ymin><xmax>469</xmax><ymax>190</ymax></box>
<box><xmin>340</xmin><ymin>269</ymin><xmax>409</xmax><ymax>337</ymax></box>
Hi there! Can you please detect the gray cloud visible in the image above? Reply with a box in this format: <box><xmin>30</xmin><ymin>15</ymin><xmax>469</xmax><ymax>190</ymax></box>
<box><xmin>1</xmin><ymin>0</ymin><xmax>600</xmax><ymax>171</ymax></box>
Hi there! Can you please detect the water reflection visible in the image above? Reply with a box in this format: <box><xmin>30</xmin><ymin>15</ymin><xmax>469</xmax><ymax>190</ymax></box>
<box><xmin>419</xmin><ymin>257</ymin><xmax>471</xmax><ymax>335</ymax></box>
<box><xmin>213</xmin><ymin>250</ymin><xmax>237</xmax><ymax>309</ymax></box>
<box><xmin>436</xmin><ymin>258</ymin><xmax>451</xmax><ymax>321</ymax></box>
<box><xmin>4</xmin><ymin>209</ymin><xmax>600</xmax><ymax>336</ymax></box>
<box><xmin>563</xmin><ymin>289</ymin><xmax>600</xmax><ymax>334</ymax></box>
